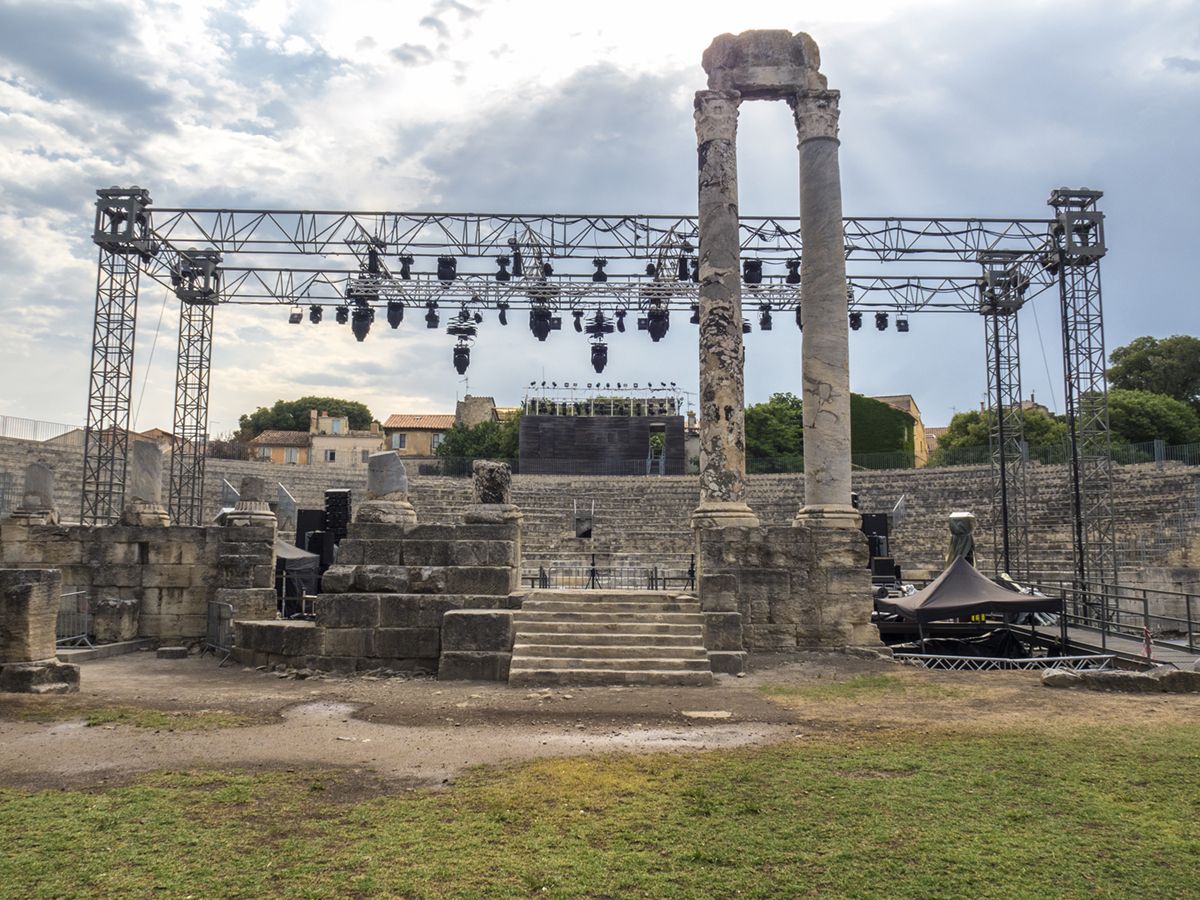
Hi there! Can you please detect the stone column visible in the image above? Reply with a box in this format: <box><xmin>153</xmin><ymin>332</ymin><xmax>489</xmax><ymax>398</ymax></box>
<box><xmin>0</xmin><ymin>568</ymin><xmax>80</xmax><ymax>693</ymax></box>
<box><xmin>120</xmin><ymin>440</ymin><xmax>170</xmax><ymax>526</ymax></box>
<box><xmin>224</xmin><ymin>475</ymin><xmax>277</xmax><ymax>528</ymax></box>
<box><xmin>6</xmin><ymin>463</ymin><xmax>59</xmax><ymax>525</ymax></box>
<box><xmin>356</xmin><ymin>452</ymin><xmax>417</xmax><ymax>525</ymax></box>
<box><xmin>692</xmin><ymin>89</ymin><xmax>759</xmax><ymax>530</ymax></box>
<box><xmin>791</xmin><ymin>90</ymin><xmax>858</xmax><ymax>528</ymax></box>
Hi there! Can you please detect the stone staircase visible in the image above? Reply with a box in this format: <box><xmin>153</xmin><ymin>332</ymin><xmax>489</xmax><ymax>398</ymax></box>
<box><xmin>508</xmin><ymin>589</ymin><xmax>714</xmax><ymax>686</ymax></box>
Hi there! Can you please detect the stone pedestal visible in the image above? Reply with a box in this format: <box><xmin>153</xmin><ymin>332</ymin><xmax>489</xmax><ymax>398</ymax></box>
<box><xmin>692</xmin><ymin>89</ymin><xmax>759</xmax><ymax>530</ymax></box>
<box><xmin>224</xmin><ymin>475</ymin><xmax>277</xmax><ymax>528</ymax></box>
<box><xmin>0</xmin><ymin>568</ymin><xmax>79</xmax><ymax>694</ymax></box>
<box><xmin>791</xmin><ymin>90</ymin><xmax>857</xmax><ymax>529</ymax></box>
<box><xmin>5</xmin><ymin>462</ymin><xmax>59</xmax><ymax>526</ymax></box>
<box><xmin>121</xmin><ymin>441</ymin><xmax>170</xmax><ymax>527</ymax></box>
<box><xmin>356</xmin><ymin>452</ymin><xmax>416</xmax><ymax>525</ymax></box>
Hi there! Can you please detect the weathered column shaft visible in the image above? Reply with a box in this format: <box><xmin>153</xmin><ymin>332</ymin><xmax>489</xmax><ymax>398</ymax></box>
<box><xmin>794</xmin><ymin>91</ymin><xmax>857</xmax><ymax>526</ymax></box>
<box><xmin>692</xmin><ymin>90</ymin><xmax>759</xmax><ymax>529</ymax></box>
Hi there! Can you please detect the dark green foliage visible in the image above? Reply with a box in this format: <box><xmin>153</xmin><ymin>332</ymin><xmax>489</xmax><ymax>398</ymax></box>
<box><xmin>745</xmin><ymin>392</ymin><xmax>915</xmax><ymax>465</ymax></box>
<box><xmin>936</xmin><ymin>407</ymin><xmax>1066</xmax><ymax>451</ymax></box>
<box><xmin>849</xmin><ymin>395</ymin><xmax>915</xmax><ymax>460</ymax></box>
<box><xmin>1108</xmin><ymin>335</ymin><xmax>1200</xmax><ymax>412</ymax></box>
<box><xmin>436</xmin><ymin>414</ymin><xmax>520</xmax><ymax>461</ymax></box>
<box><xmin>1107</xmin><ymin>388</ymin><xmax>1200</xmax><ymax>445</ymax></box>
<box><xmin>238</xmin><ymin>397</ymin><xmax>374</xmax><ymax>437</ymax></box>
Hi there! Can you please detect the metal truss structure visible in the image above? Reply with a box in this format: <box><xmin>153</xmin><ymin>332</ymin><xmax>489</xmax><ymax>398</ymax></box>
<box><xmin>80</xmin><ymin>187</ymin><xmax>1113</xmax><ymax>579</ymax></box>
<box><xmin>980</xmin><ymin>252</ymin><xmax>1030</xmax><ymax>580</ymax></box>
<box><xmin>1050</xmin><ymin>189</ymin><xmax>1116</xmax><ymax>598</ymax></box>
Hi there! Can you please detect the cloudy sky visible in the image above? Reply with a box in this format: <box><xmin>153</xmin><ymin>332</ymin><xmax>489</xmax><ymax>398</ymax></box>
<box><xmin>1</xmin><ymin>0</ymin><xmax>1198</xmax><ymax>436</ymax></box>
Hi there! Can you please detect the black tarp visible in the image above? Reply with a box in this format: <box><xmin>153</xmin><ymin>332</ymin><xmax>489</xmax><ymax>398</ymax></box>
<box><xmin>876</xmin><ymin>557</ymin><xmax>1061</xmax><ymax>624</ymax></box>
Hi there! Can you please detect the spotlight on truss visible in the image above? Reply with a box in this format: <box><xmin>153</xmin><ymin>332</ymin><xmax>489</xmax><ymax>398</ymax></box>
<box><xmin>896</xmin><ymin>317</ymin><xmax>910</xmax><ymax>333</ymax></box>
<box><xmin>590</xmin><ymin>341</ymin><xmax>608</xmax><ymax>373</ymax></box>
<box><xmin>759</xmin><ymin>304</ymin><xmax>772</xmax><ymax>331</ymax></box>
<box><xmin>573</xmin><ymin>309</ymin><xmax>584</xmax><ymax>333</ymax></box>
<box><xmin>638</xmin><ymin>307</ymin><xmax>670</xmax><ymax>342</ymax></box>
<box><xmin>615</xmin><ymin>308</ymin><xmax>626</xmax><ymax>333</ymax></box>
<box><xmin>308</xmin><ymin>304</ymin><xmax>322</xmax><ymax>324</ymax></box>
<box><xmin>398</xmin><ymin>255</ymin><xmax>413</xmax><ymax>280</ymax></box>
<box><xmin>497</xmin><ymin>301</ymin><xmax>509</xmax><ymax>325</ymax></box>
<box><xmin>288</xmin><ymin>305</ymin><xmax>303</xmax><ymax>325</ymax></box>
<box><xmin>453</xmin><ymin>343</ymin><xmax>471</xmax><ymax>375</ymax></box>
<box><xmin>495</xmin><ymin>255</ymin><xmax>511</xmax><ymax>282</ymax></box>
<box><xmin>437</xmin><ymin>256</ymin><xmax>457</xmax><ymax>283</ymax></box>
<box><xmin>351</xmin><ymin>304</ymin><xmax>374</xmax><ymax>342</ymax></box>
<box><xmin>742</xmin><ymin>259</ymin><xmax>763</xmax><ymax>285</ymax></box>
<box><xmin>592</xmin><ymin>258</ymin><xmax>607</xmax><ymax>282</ymax></box>
<box><xmin>742</xmin><ymin>318</ymin><xmax>751</xmax><ymax>334</ymax></box>
<box><xmin>795</xmin><ymin>306</ymin><xmax>803</xmax><ymax>330</ymax></box>
<box><xmin>690</xmin><ymin>303</ymin><xmax>700</xmax><ymax>325</ymax></box>
<box><xmin>335</xmin><ymin>305</ymin><xmax>349</xmax><ymax>325</ymax></box>
<box><xmin>425</xmin><ymin>302</ymin><xmax>440</xmax><ymax>329</ymax></box>
<box><xmin>785</xmin><ymin>259</ymin><xmax>801</xmax><ymax>285</ymax></box>
<box><xmin>849</xmin><ymin>311</ymin><xmax>862</xmax><ymax>331</ymax></box>
<box><xmin>386</xmin><ymin>301</ymin><xmax>404</xmax><ymax>329</ymax></box>
<box><xmin>875</xmin><ymin>311</ymin><xmax>889</xmax><ymax>331</ymax></box>
<box><xmin>529</xmin><ymin>306</ymin><xmax>561</xmax><ymax>342</ymax></box>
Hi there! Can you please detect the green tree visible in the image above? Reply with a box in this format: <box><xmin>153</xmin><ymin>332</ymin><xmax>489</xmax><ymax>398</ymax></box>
<box><xmin>744</xmin><ymin>393</ymin><xmax>917</xmax><ymax>469</ymax></box>
<box><xmin>745</xmin><ymin>392</ymin><xmax>805</xmax><ymax>459</ymax></box>
<box><xmin>436</xmin><ymin>414</ymin><xmax>520</xmax><ymax>461</ymax></box>
<box><xmin>936</xmin><ymin>407</ymin><xmax>1067</xmax><ymax>450</ymax></box>
<box><xmin>1107</xmin><ymin>388</ymin><xmax>1200</xmax><ymax>445</ymax></box>
<box><xmin>237</xmin><ymin>396</ymin><xmax>374</xmax><ymax>437</ymax></box>
<box><xmin>1108</xmin><ymin>335</ymin><xmax>1200</xmax><ymax>412</ymax></box>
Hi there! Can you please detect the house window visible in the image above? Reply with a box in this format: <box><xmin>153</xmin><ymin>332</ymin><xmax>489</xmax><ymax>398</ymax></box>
<box><xmin>431</xmin><ymin>432</ymin><xmax>444</xmax><ymax>451</ymax></box>
<box><xmin>331</xmin><ymin>419</ymin><xmax>342</xmax><ymax>434</ymax></box>
<box><xmin>391</xmin><ymin>432</ymin><xmax>407</xmax><ymax>450</ymax></box>
<box><xmin>325</xmin><ymin>449</ymin><xmax>336</xmax><ymax>463</ymax></box>
<box><xmin>285</xmin><ymin>447</ymin><xmax>298</xmax><ymax>464</ymax></box>
<box><xmin>361</xmin><ymin>449</ymin><xmax>370</xmax><ymax>463</ymax></box>
<box><xmin>258</xmin><ymin>446</ymin><xmax>271</xmax><ymax>460</ymax></box>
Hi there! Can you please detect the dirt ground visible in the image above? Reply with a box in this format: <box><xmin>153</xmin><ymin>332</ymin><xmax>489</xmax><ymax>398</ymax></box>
<box><xmin>1</xmin><ymin>650</ymin><xmax>1197</xmax><ymax>792</ymax></box>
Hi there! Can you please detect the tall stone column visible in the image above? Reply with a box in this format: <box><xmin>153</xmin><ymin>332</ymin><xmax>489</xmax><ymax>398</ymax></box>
<box><xmin>692</xmin><ymin>89</ymin><xmax>759</xmax><ymax>530</ymax></box>
<box><xmin>792</xmin><ymin>90</ymin><xmax>858</xmax><ymax>528</ymax></box>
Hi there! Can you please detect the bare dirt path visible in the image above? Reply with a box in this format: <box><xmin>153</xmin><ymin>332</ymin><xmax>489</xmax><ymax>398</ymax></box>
<box><xmin>1</xmin><ymin>651</ymin><xmax>1195</xmax><ymax>791</ymax></box>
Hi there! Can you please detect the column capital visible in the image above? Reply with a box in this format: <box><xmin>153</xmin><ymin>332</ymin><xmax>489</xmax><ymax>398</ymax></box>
<box><xmin>790</xmin><ymin>89</ymin><xmax>840</xmax><ymax>143</ymax></box>
<box><xmin>694</xmin><ymin>89</ymin><xmax>741</xmax><ymax>143</ymax></box>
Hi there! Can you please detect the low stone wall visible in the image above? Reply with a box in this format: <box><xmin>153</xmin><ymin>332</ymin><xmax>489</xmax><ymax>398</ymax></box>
<box><xmin>0</xmin><ymin>522</ymin><xmax>275</xmax><ymax>644</ymax></box>
<box><xmin>0</xmin><ymin>568</ymin><xmax>79</xmax><ymax>693</ymax></box>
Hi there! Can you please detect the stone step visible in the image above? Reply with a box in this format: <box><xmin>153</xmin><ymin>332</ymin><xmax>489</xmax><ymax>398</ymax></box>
<box><xmin>521</xmin><ymin>600</ymin><xmax>699</xmax><ymax>613</ymax></box>
<box><xmin>517</xmin><ymin>630</ymin><xmax>704</xmax><ymax>647</ymax></box>
<box><xmin>511</xmin><ymin>620</ymin><xmax>703</xmax><ymax>636</ymax></box>
<box><xmin>514</xmin><ymin>610</ymin><xmax>704</xmax><ymax>625</ymax></box>
<box><xmin>508</xmin><ymin>668</ymin><xmax>714</xmax><ymax>687</ymax></box>
<box><xmin>513</xmin><ymin>643</ymin><xmax>709</xmax><ymax>659</ymax></box>
<box><xmin>524</xmin><ymin>589</ymin><xmax>683</xmax><ymax>603</ymax></box>
<box><xmin>509</xmin><ymin>655</ymin><xmax>712</xmax><ymax>671</ymax></box>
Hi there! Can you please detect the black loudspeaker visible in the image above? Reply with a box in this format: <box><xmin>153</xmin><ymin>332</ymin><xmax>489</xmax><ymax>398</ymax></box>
<box><xmin>324</xmin><ymin>489</ymin><xmax>351</xmax><ymax>542</ymax></box>
<box><xmin>860</xmin><ymin>513</ymin><xmax>889</xmax><ymax>537</ymax></box>
<box><xmin>871</xmin><ymin>556</ymin><xmax>896</xmax><ymax>580</ymax></box>
<box><xmin>306</xmin><ymin>529</ymin><xmax>336</xmax><ymax>568</ymax></box>
<box><xmin>295</xmin><ymin>509</ymin><xmax>325</xmax><ymax>550</ymax></box>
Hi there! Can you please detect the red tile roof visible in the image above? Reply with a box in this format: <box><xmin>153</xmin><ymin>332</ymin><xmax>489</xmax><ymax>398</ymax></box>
<box><xmin>384</xmin><ymin>414</ymin><xmax>455</xmax><ymax>430</ymax></box>
<box><xmin>248</xmin><ymin>430</ymin><xmax>310</xmax><ymax>447</ymax></box>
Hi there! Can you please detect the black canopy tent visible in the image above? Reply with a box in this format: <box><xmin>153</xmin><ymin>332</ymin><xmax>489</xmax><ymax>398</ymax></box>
<box><xmin>877</xmin><ymin>557</ymin><xmax>1062</xmax><ymax>624</ymax></box>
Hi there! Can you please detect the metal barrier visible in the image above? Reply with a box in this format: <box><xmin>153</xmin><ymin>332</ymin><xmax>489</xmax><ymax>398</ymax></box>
<box><xmin>523</xmin><ymin>554</ymin><xmax>696</xmax><ymax>592</ymax></box>
<box><xmin>1033</xmin><ymin>580</ymin><xmax>1197</xmax><ymax>655</ymax></box>
<box><xmin>893</xmin><ymin>652</ymin><xmax>1114</xmax><ymax>671</ymax></box>
<box><xmin>55</xmin><ymin>591</ymin><xmax>93</xmax><ymax>648</ymax></box>
<box><xmin>203</xmin><ymin>600</ymin><xmax>235</xmax><ymax>665</ymax></box>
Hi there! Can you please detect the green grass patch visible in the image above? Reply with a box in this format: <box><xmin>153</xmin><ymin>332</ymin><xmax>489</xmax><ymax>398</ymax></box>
<box><xmin>2</xmin><ymin>723</ymin><xmax>1198</xmax><ymax>897</ymax></box>
<box><xmin>0</xmin><ymin>703</ymin><xmax>253</xmax><ymax>731</ymax></box>
<box><xmin>758</xmin><ymin>672</ymin><xmax>967</xmax><ymax>701</ymax></box>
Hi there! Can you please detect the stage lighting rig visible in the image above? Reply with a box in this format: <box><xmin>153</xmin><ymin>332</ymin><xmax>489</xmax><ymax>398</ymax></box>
<box><xmin>875</xmin><ymin>312</ymin><xmax>889</xmax><ymax>331</ymax></box>
<box><xmin>592</xmin><ymin>258</ymin><xmax>607</xmax><ymax>282</ymax></box>
<box><xmin>759</xmin><ymin>304</ymin><xmax>773</xmax><ymax>331</ymax></box>
<box><xmin>785</xmin><ymin>259</ymin><xmax>801</xmax><ymax>285</ymax></box>
<box><xmin>528</xmin><ymin>306</ymin><xmax>561</xmax><ymax>341</ymax></box>
<box><xmin>590</xmin><ymin>341</ymin><xmax>608</xmax><ymax>373</ymax></box>
<box><xmin>387</xmin><ymin>301</ymin><xmax>404</xmax><ymax>328</ymax></box>
<box><xmin>335</xmin><ymin>305</ymin><xmax>349</xmax><ymax>325</ymax></box>
<box><xmin>495</xmin><ymin>255</ymin><xmax>511</xmax><ymax>282</ymax></box>
<box><xmin>453</xmin><ymin>343</ymin><xmax>471</xmax><ymax>374</ymax></box>
<box><xmin>584</xmin><ymin>309</ymin><xmax>615</xmax><ymax>339</ymax></box>
<box><xmin>542</xmin><ymin>262</ymin><xmax>554</xmax><ymax>278</ymax></box>
<box><xmin>425</xmin><ymin>302</ymin><xmax>440</xmax><ymax>329</ymax></box>
<box><xmin>896</xmin><ymin>317</ymin><xmax>910</xmax><ymax>333</ymax></box>
<box><xmin>849</xmin><ymin>311</ymin><xmax>862</xmax><ymax>331</ymax></box>
<box><xmin>638</xmin><ymin>306</ymin><xmax>670</xmax><ymax>342</ymax></box>
<box><xmin>437</xmin><ymin>256</ymin><xmax>457</xmax><ymax>283</ymax></box>
<box><xmin>645</xmin><ymin>262</ymin><xmax>657</xmax><ymax>278</ymax></box>
<box><xmin>288</xmin><ymin>306</ymin><xmax>303</xmax><ymax>325</ymax></box>
<box><xmin>399</xmin><ymin>255</ymin><xmax>413</xmax><ymax>280</ymax></box>
<box><xmin>742</xmin><ymin>259</ymin><xmax>763</xmax><ymax>285</ymax></box>
<box><xmin>351</xmin><ymin>304</ymin><xmax>374</xmax><ymax>342</ymax></box>
<box><xmin>308</xmin><ymin>304</ymin><xmax>322</xmax><ymax>324</ymax></box>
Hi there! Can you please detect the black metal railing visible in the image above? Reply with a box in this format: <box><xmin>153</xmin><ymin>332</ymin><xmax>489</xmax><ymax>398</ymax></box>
<box><xmin>1032</xmin><ymin>580</ymin><xmax>1197</xmax><ymax>657</ymax></box>
<box><xmin>523</xmin><ymin>554</ymin><xmax>695</xmax><ymax>592</ymax></box>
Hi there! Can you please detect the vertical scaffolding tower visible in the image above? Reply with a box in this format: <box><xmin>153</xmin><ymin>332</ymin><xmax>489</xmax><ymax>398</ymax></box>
<box><xmin>167</xmin><ymin>250</ymin><xmax>221</xmax><ymax>525</ymax></box>
<box><xmin>980</xmin><ymin>252</ymin><xmax>1030</xmax><ymax>580</ymax></box>
<box><xmin>1049</xmin><ymin>188</ymin><xmax>1116</xmax><ymax>600</ymax></box>
<box><xmin>81</xmin><ymin>188</ymin><xmax>154</xmax><ymax>525</ymax></box>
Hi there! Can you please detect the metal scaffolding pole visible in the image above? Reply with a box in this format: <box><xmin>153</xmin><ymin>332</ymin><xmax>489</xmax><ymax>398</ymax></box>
<box><xmin>1050</xmin><ymin>188</ymin><xmax>1116</xmax><ymax>603</ymax></box>
<box><xmin>980</xmin><ymin>252</ymin><xmax>1029</xmax><ymax>580</ymax></box>
<box><xmin>81</xmin><ymin>188</ymin><xmax>154</xmax><ymax>525</ymax></box>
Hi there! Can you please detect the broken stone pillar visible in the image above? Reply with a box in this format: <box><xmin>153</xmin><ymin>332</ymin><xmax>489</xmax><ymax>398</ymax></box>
<box><xmin>224</xmin><ymin>475</ymin><xmax>277</xmax><ymax>528</ymax></box>
<box><xmin>120</xmin><ymin>440</ymin><xmax>170</xmax><ymax>526</ymax></box>
<box><xmin>0</xmin><ymin>568</ymin><xmax>80</xmax><ymax>693</ymax></box>
<box><xmin>791</xmin><ymin>89</ymin><xmax>858</xmax><ymax>529</ymax></box>
<box><xmin>356</xmin><ymin>452</ymin><xmax>417</xmax><ymax>525</ymax></box>
<box><xmin>464</xmin><ymin>460</ymin><xmax>522</xmax><ymax>525</ymax></box>
<box><xmin>691</xmin><ymin>88</ymin><xmax>759</xmax><ymax>530</ymax></box>
<box><xmin>5</xmin><ymin>462</ymin><xmax>59</xmax><ymax>525</ymax></box>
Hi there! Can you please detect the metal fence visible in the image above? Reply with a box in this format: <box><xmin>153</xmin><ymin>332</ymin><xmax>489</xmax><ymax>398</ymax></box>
<box><xmin>522</xmin><ymin>555</ymin><xmax>696</xmax><ymax>591</ymax></box>
<box><xmin>55</xmin><ymin>591</ymin><xmax>93</xmax><ymax>648</ymax></box>
<box><xmin>203</xmin><ymin>600</ymin><xmax>235</xmax><ymax>664</ymax></box>
<box><xmin>1033</xmin><ymin>580</ymin><xmax>1197</xmax><ymax>655</ymax></box>
<box><xmin>0</xmin><ymin>414</ymin><xmax>82</xmax><ymax>445</ymax></box>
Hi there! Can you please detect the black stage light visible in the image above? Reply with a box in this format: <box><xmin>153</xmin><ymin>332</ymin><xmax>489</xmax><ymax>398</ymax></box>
<box><xmin>896</xmin><ymin>317</ymin><xmax>910</xmax><ymax>333</ymax></box>
<box><xmin>511</xmin><ymin>248</ymin><xmax>524</xmax><ymax>277</ymax></box>
<box><xmin>849</xmin><ymin>311</ymin><xmax>862</xmax><ymax>331</ymax></box>
<box><xmin>785</xmin><ymin>259</ymin><xmax>801</xmax><ymax>285</ymax></box>
<box><xmin>690</xmin><ymin>303</ymin><xmax>700</xmax><ymax>325</ymax></box>
<box><xmin>615</xmin><ymin>308</ymin><xmax>626</xmax><ymax>333</ymax></box>
<box><xmin>308</xmin><ymin>304</ymin><xmax>322</xmax><ymax>324</ymax></box>
<box><xmin>453</xmin><ymin>343</ymin><xmax>471</xmax><ymax>375</ymax></box>
<box><xmin>742</xmin><ymin>318</ymin><xmax>752</xmax><ymax>334</ymax></box>
<box><xmin>335</xmin><ymin>305</ymin><xmax>349</xmax><ymax>325</ymax></box>
<box><xmin>573</xmin><ymin>310</ymin><xmax>583</xmax><ymax>332</ymax></box>
<box><xmin>742</xmin><ymin>259</ymin><xmax>762</xmax><ymax>285</ymax></box>
<box><xmin>875</xmin><ymin>311</ymin><xmax>889</xmax><ymax>331</ymax></box>
<box><xmin>386</xmin><ymin>301</ymin><xmax>404</xmax><ymax>328</ymax></box>
<box><xmin>795</xmin><ymin>306</ymin><xmax>803</xmax><ymax>330</ymax></box>
<box><xmin>677</xmin><ymin>254</ymin><xmax>689</xmax><ymax>281</ymax></box>
<box><xmin>638</xmin><ymin>308</ymin><xmax>669</xmax><ymax>342</ymax></box>
<box><xmin>542</xmin><ymin>261</ymin><xmax>553</xmax><ymax>278</ymax></box>
<box><xmin>759</xmin><ymin>303</ymin><xmax>773</xmax><ymax>331</ymax></box>
<box><xmin>592</xmin><ymin>257</ymin><xmax>607</xmax><ymax>282</ymax></box>
<box><xmin>529</xmin><ymin>307</ymin><xmax>560</xmax><ymax>341</ymax></box>
<box><xmin>690</xmin><ymin>258</ymin><xmax>699</xmax><ymax>282</ymax></box>
<box><xmin>437</xmin><ymin>256</ymin><xmax>457</xmax><ymax>283</ymax></box>
<box><xmin>495</xmin><ymin>255</ymin><xmax>511</xmax><ymax>282</ymax></box>
<box><xmin>425</xmin><ymin>302</ymin><xmax>440</xmax><ymax>329</ymax></box>
<box><xmin>288</xmin><ymin>305</ymin><xmax>303</xmax><ymax>325</ymax></box>
<box><xmin>399</xmin><ymin>255</ymin><xmax>413</xmax><ymax>280</ymax></box>
<box><xmin>645</xmin><ymin>262</ymin><xmax>657</xmax><ymax>278</ymax></box>
<box><xmin>497</xmin><ymin>301</ymin><xmax>509</xmax><ymax>325</ymax></box>
<box><xmin>591</xmin><ymin>341</ymin><xmax>608</xmax><ymax>373</ymax></box>
<box><xmin>351</xmin><ymin>304</ymin><xmax>374</xmax><ymax>342</ymax></box>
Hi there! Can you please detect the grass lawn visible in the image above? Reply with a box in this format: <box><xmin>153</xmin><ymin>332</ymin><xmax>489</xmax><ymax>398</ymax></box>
<box><xmin>2</xmin><ymin>722</ymin><xmax>1197</xmax><ymax>898</ymax></box>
